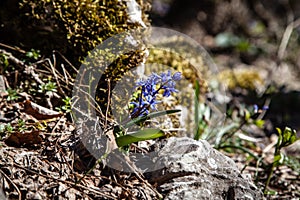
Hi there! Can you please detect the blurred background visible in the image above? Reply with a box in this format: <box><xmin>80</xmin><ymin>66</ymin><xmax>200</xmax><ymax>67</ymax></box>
<box><xmin>150</xmin><ymin>0</ymin><xmax>300</xmax><ymax>135</ymax></box>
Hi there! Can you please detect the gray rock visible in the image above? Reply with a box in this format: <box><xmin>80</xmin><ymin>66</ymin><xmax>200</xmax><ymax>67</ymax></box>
<box><xmin>0</xmin><ymin>75</ymin><xmax>6</xmax><ymax>92</ymax></box>
<box><xmin>0</xmin><ymin>186</ymin><xmax>7</xmax><ymax>200</ymax></box>
<box><xmin>148</xmin><ymin>137</ymin><xmax>264</xmax><ymax>200</ymax></box>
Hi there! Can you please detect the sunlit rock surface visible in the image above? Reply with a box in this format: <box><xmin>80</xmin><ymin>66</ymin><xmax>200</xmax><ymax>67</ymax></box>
<box><xmin>150</xmin><ymin>137</ymin><xmax>264</xmax><ymax>200</ymax></box>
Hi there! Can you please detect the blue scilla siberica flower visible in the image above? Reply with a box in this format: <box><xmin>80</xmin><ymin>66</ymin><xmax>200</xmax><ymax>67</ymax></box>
<box><xmin>130</xmin><ymin>71</ymin><xmax>182</xmax><ymax>118</ymax></box>
<box><xmin>253</xmin><ymin>104</ymin><xmax>269</xmax><ymax>113</ymax></box>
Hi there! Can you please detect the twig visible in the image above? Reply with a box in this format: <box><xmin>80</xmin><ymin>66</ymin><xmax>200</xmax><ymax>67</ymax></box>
<box><xmin>0</xmin><ymin>168</ymin><xmax>22</xmax><ymax>200</ymax></box>
<box><xmin>43</xmin><ymin>57</ymin><xmax>67</xmax><ymax>97</ymax></box>
<box><xmin>105</xmin><ymin>78</ymin><xmax>111</xmax><ymax>129</ymax></box>
<box><xmin>11</xmin><ymin>163</ymin><xmax>115</xmax><ymax>199</ymax></box>
<box><xmin>14</xmin><ymin>70</ymin><xmax>18</xmax><ymax>89</ymax></box>
<box><xmin>58</xmin><ymin>147</ymin><xmax>76</xmax><ymax>176</ymax></box>
<box><xmin>72</xmin><ymin>94</ymin><xmax>105</xmax><ymax>120</ymax></box>
<box><xmin>0</xmin><ymin>48</ymin><xmax>45</xmax><ymax>86</ymax></box>
<box><xmin>53</xmin><ymin>50</ymin><xmax>79</xmax><ymax>74</ymax></box>
<box><xmin>60</xmin><ymin>64</ymin><xmax>70</xmax><ymax>85</ymax></box>
<box><xmin>51</xmin><ymin>52</ymin><xmax>70</xmax><ymax>83</ymax></box>
<box><xmin>40</xmin><ymin>60</ymin><xmax>68</xmax><ymax>85</ymax></box>
<box><xmin>0</xmin><ymin>49</ymin><xmax>26</xmax><ymax>68</ymax></box>
<box><xmin>0</xmin><ymin>43</ymin><xmax>26</xmax><ymax>54</ymax></box>
<box><xmin>114</xmin><ymin>152</ymin><xmax>164</xmax><ymax>199</ymax></box>
<box><xmin>72</xmin><ymin>83</ymin><xmax>106</xmax><ymax>119</ymax></box>
<box><xmin>278</xmin><ymin>18</ymin><xmax>300</xmax><ymax>60</ymax></box>
<box><xmin>76</xmin><ymin>127</ymin><xmax>164</xmax><ymax>199</ymax></box>
<box><xmin>51</xmin><ymin>115</ymin><xmax>65</xmax><ymax>133</ymax></box>
<box><xmin>25</xmin><ymin>65</ymin><xmax>44</xmax><ymax>85</ymax></box>
<box><xmin>278</xmin><ymin>21</ymin><xmax>295</xmax><ymax>60</ymax></box>
<box><xmin>33</xmin><ymin>57</ymin><xmax>69</xmax><ymax>98</ymax></box>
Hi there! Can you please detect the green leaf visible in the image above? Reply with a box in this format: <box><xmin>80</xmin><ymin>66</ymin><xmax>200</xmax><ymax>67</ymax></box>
<box><xmin>276</xmin><ymin>127</ymin><xmax>298</xmax><ymax>149</ymax></box>
<box><xmin>282</xmin><ymin>127</ymin><xmax>297</xmax><ymax>146</ymax></box>
<box><xmin>244</xmin><ymin>109</ymin><xmax>251</xmax><ymax>121</ymax></box>
<box><xmin>254</xmin><ymin>119</ymin><xmax>265</xmax><ymax>128</ymax></box>
<box><xmin>276</xmin><ymin>127</ymin><xmax>283</xmax><ymax>149</ymax></box>
<box><xmin>264</xmin><ymin>189</ymin><xmax>278</xmax><ymax>195</ymax></box>
<box><xmin>116</xmin><ymin>128</ymin><xmax>165</xmax><ymax>147</ymax></box>
<box><xmin>0</xmin><ymin>54</ymin><xmax>9</xmax><ymax>68</ymax></box>
<box><xmin>236</xmin><ymin>40</ymin><xmax>251</xmax><ymax>52</ymax></box>
<box><xmin>124</xmin><ymin>109</ymin><xmax>181</xmax><ymax>128</ymax></box>
<box><xmin>273</xmin><ymin>153</ymin><xmax>285</xmax><ymax>167</ymax></box>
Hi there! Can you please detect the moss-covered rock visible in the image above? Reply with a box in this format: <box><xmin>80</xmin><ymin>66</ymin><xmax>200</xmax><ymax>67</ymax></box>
<box><xmin>218</xmin><ymin>67</ymin><xmax>265</xmax><ymax>91</ymax></box>
<box><xmin>18</xmin><ymin>0</ymin><xmax>150</xmax><ymax>62</ymax></box>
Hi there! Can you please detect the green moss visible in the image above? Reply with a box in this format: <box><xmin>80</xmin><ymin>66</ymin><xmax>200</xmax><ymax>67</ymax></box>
<box><xmin>218</xmin><ymin>68</ymin><xmax>264</xmax><ymax>90</ymax></box>
<box><xmin>145</xmin><ymin>36</ymin><xmax>210</xmax><ymax>95</ymax></box>
<box><xmin>18</xmin><ymin>0</ymin><xmax>150</xmax><ymax>62</ymax></box>
<box><xmin>18</xmin><ymin>0</ymin><xmax>151</xmax><ymax>116</ymax></box>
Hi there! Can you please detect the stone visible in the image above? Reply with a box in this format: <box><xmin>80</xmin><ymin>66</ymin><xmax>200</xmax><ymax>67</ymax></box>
<box><xmin>0</xmin><ymin>187</ymin><xmax>7</xmax><ymax>200</ymax></box>
<box><xmin>0</xmin><ymin>75</ymin><xmax>6</xmax><ymax>93</ymax></box>
<box><xmin>148</xmin><ymin>137</ymin><xmax>264</xmax><ymax>200</ymax></box>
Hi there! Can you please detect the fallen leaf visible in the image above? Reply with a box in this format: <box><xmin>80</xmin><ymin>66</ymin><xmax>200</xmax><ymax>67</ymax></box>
<box><xmin>4</xmin><ymin>130</ymin><xmax>42</xmax><ymax>147</ymax></box>
<box><xmin>22</xmin><ymin>100</ymin><xmax>63</xmax><ymax>120</ymax></box>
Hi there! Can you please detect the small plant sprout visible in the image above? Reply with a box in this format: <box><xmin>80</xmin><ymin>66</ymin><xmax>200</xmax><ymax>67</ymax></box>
<box><xmin>264</xmin><ymin>127</ymin><xmax>299</xmax><ymax>194</ymax></box>
<box><xmin>6</xmin><ymin>88</ymin><xmax>20</xmax><ymax>101</ymax></box>
<box><xmin>56</xmin><ymin>96</ymin><xmax>72</xmax><ymax>113</ymax></box>
<box><xmin>17</xmin><ymin>119</ymin><xmax>27</xmax><ymax>132</ymax></box>
<box><xmin>26</xmin><ymin>49</ymin><xmax>41</xmax><ymax>60</ymax></box>
<box><xmin>38</xmin><ymin>80</ymin><xmax>57</xmax><ymax>93</ymax></box>
<box><xmin>0</xmin><ymin>53</ymin><xmax>9</xmax><ymax>72</ymax></box>
<box><xmin>0</xmin><ymin>123</ymin><xmax>13</xmax><ymax>141</ymax></box>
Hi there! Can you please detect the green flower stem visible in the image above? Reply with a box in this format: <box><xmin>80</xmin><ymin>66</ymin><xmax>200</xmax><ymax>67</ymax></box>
<box><xmin>264</xmin><ymin>160</ymin><xmax>275</xmax><ymax>194</ymax></box>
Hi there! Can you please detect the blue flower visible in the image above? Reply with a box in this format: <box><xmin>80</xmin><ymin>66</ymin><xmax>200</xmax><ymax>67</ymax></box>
<box><xmin>130</xmin><ymin>71</ymin><xmax>181</xmax><ymax>117</ymax></box>
<box><xmin>160</xmin><ymin>71</ymin><xmax>171</xmax><ymax>82</ymax></box>
<box><xmin>262</xmin><ymin>106</ymin><xmax>269</xmax><ymax>110</ymax></box>
<box><xmin>253</xmin><ymin>104</ymin><xmax>269</xmax><ymax>113</ymax></box>
<box><xmin>253</xmin><ymin>104</ymin><xmax>259</xmax><ymax>113</ymax></box>
<box><xmin>172</xmin><ymin>72</ymin><xmax>182</xmax><ymax>81</ymax></box>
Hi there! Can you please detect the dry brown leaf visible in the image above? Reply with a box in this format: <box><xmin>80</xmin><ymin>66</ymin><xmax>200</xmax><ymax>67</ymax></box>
<box><xmin>22</xmin><ymin>100</ymin><xmax>63</xmax><ymax>120</ymax></box>
<box><xmin>4</xmin><ymin>130</ymin><xmax>42</xmax><ymax>147</ymax></box>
